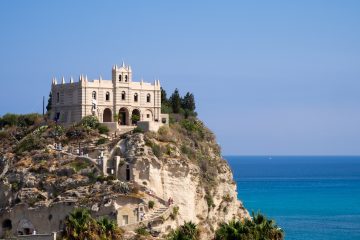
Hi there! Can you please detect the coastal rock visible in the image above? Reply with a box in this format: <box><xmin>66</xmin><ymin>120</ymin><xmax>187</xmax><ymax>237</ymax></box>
<box><xmin>123</xmin><ymin>130</ymin><xmax>249</xmax><ymax>239</ymax></box>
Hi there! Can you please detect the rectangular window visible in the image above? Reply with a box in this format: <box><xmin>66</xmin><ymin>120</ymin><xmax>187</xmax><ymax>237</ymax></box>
<box><xmin>147</xmin><ymin>114</ymin><xmax>150</xmax><ymax>118</ymax></box>
<box><xmin>122</xmin><ymin>215</ymin><xmax>128</xmax><ymax>225</ymax></box>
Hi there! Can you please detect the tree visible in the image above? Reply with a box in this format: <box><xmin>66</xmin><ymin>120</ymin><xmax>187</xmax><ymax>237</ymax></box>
<box><xmin>215</xmin><ymin>212</ymin><xmax>284</xmax><ymax>240</ymax></box>
<box><xmin>131</xmin><ymin>114</ymin><xmax>140</xmax><ymax>124</ymax></box>
<box><xmin>161</xmin><ymin>87</ymin><xmax>168</xmax><ymax>105</ymax></box>
<box><xmin>181</xmin><ymin>92</ymin><xmax>196</xmax><ymax>112</ymax></box>
<box><xmin>97</xmin><ymin>217</ymin><xmax>123</xmax><ymax>239</ymax></box>
<box><xmin>63</xmin><ymin>209</ymin><xmax>123</xmax><ymax>240</ymax></box>
<box><xmin>46</xmin><ymin>92</ymin><xmax>52</xmax><ymax>113</ymax></box>
<box><xmin>80</xmin><ymin>115</ymin><xmax>100</xmax><ymax>129</ymax></box>
<box><xmin>161</xmin><ymin>87</ymin><xmax>172</xmax><ymax>113</ymax></box>
<box><xmin>170</xmin><ymin>88</ymin><xmax>181</xmax><ymax>113</ymax></box>
<box><xmin>167</xmin><ymin>221</ymin><xmax>199</xmax><ymax>240</ymax></box>
<box><xmin>64</xmin><ymin>208</ymin><xmax>94</xmax><ymax>239</ymax></box>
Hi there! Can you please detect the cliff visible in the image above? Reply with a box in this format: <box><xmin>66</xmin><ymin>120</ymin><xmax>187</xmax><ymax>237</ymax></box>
<box><xmin>122</xmin><ymin>118</ymin><xmax>249</xmax><ymax>238</ymax></box>
<box><xmin>0</xmin><ymin>116</ymin><xmax>249</xmax><ymax>239</ymax></box>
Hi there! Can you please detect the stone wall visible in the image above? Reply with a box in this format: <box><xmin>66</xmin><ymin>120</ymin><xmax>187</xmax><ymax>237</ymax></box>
<box><xmin>0</xmin><ymin>202</ymin><xmax>75</xmax><ymax>237</ymax></box>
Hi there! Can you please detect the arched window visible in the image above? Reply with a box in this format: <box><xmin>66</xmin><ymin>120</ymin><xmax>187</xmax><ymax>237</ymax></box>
<box><xmin>119</xmin><ymin>75</ymin><xmax>122</xmax><ymax>82</ymax></box>
<box><xmin>146</xmin><ymin>93</ymin><xmax>151</xmax><ymax>103</ymax></box>
<box><xmin>92</xmin><ymin>91</ymin><xmax>96</xmax><ymax>100</ymax></box>
<box><xmin>121</xmin><ymin>91</ymin><xmax>126</xmax><ymax>100</ymax></box>
<box><xmin>106</xmin><ymin>92</ymin><xmax>110</xmax><ymax>101</ymax></box>
<box><xmin>134</xmin><ymin>93</ymin><xmax>138</xmax><ymax>102</ymax></box>
<box><xmin>125</xmin><ymin>75</ymin><xmax>128</xmax><ymax>82</ymax></box>
<box><xmin>56</xmin><ymin>92</ymin><xmax>60</xmax><ymax>103</ymax></box>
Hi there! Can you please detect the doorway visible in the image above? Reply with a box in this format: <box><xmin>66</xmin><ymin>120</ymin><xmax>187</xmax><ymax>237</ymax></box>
<box><xmin>126</xmin><ymin>164</ymin><xmax>130</xmax><ymax>181</ymax></box>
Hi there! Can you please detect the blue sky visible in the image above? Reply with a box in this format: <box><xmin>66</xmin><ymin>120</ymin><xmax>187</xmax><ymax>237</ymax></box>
<box><xmin>0</xmin><ymin>1</ymin><xmax>359</xmax><ymax>155</ymax></box>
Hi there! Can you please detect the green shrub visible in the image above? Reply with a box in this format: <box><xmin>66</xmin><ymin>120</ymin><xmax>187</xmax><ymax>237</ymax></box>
<box><xmin>66</xmin><ymin>126</ymin><xmax>86</xmax><ymax>140</ymax></box>
<box><xmin>148</xmin><ymin>200</ymin><xmax>155</xmax><ymax>209</ymax></box>
<box><xmin>17</xmin><ymin>113</ymin><xmax>42</xmax><ymax>127</ymax></box>
<box><xmin>96</xmin><ymin>175</ymin><xmax>106</xmax><ymax>182</ymax></box>
<box><xmin>53</xmin><ymin>125</ymin><xmax>65</xmax><ymax>137</ymax></box>
<box><xmin>144</xmin><ymin>138</ymin><xmax>154</xmax><ymax>147</ymax></box>
<box><xmin>181</xmin><ymin>145</ymin><xmax>195</xmax><ymax>158</ymax></box>
<box><xmin>131</xmin><ymin>114</ymin><xmax>140</xmax><ymax>123</ymax></box>
<box><xmin>205</xmin><ymin>192</ymin><xmax>215</xmax><ymax>209</ymax></box>
<box><xmin>80</xmin><ymin>115</ymin><xmax>99</xmax><ymax>129</ymax></box>
<box><xmin>0</xmin><ymin>113</ymin><xmax>42</xmax><ymax>128</ymax></box>
<box><xmin>135</xmin><ymin>226</ymin><xmax>149</xmax><ymax>236</ymax></box>
<box><xmin>166</xmin><ymin>145</ymin><xmax>173</xmax><ymax>155</ymax></box>
<box><xmin>96</xmin><ymin>137</ymin><xmax>108</xmax><ymax>145</ymax></box>
<box><xmin>180</xmin><ymin>119</ymin><xmax>202</xmax><ymax>133</ymax></box>
<box><xmin>69</xmin><ymin>159</ymin><xmax>90</xmax><ymax>172</ymax></box>
<box><xmin>15</xmin><ymin>134</ymin><xmax>44</xmax><ymax>154</ymax></box>
<box><xmin>158</xmin><ymin>126</ymin><xmax>169</xmax><ymax>136</ymax></box>
<box><xmin>97</xmin><ymin>124</ymin><xmax>109</xmax><ymax>134</ymax></box>
<box><xmin>152</xmin><ymin>143</ymin><xmax>162</xmax><ymax>158</ymax></box>
<box><xmin>169</xmin><ymin>206</ymin><xmax>179</xmax><ymax>220</ymax></box>
<box><xmin>133</xmin><ymin>127</ymin><xmax>144</xmax><ymax>133</ymax></box>
<box><xmin>11</xmin><ymin>181</ymin><xmax>20</xmax><ymax>192</ymax></box>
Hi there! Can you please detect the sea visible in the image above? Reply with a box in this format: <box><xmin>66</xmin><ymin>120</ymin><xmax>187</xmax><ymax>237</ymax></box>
<box><xmin>225</xmin><ymin>156</ymin><xmax>360</xmax><ymax>240</ymax></box>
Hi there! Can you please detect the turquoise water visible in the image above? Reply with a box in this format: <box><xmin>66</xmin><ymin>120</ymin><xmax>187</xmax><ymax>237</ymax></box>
<box><xmin>225</xmin><ymin>156</ymin><xmax>360</xmax><ymax>240</ymax></box>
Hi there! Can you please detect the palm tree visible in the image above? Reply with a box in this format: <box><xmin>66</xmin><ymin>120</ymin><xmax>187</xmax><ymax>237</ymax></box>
<box><xmin>215</xmin><ymin>220</ymin><xmax>252</xmax><ymax>240</ymax></box>
<box><xmin>215</xmin><ymin>212</ymin><xmax>284</xmax><ymax>240</ymax></box>
<box><xmin>252</xmin><ymin>211</ymin><xmax>284</xmax><ymax>240</ymax></box>
<box><xmin>63</xmin><ymin>209</ymin><xmax>124</xmax><ymax>240</ymax></box>
<box><xmin>181</xmin><ymin>221</ymin><xmax>199</xmax><ymax>240</ymax></box>
<box><xmin>97</xmin><ymin>217</ymin><xmax>123</xmax><ymax>239</ymax></box>
<box><xmin>167</xmin><ymin>221</ymin><xmax>199</xmax><ymax>240</ymax></box>
<box><xmin>64</xmin><ymin>208</ymin><xmax>94</xmax><ymax>239</ymax></box>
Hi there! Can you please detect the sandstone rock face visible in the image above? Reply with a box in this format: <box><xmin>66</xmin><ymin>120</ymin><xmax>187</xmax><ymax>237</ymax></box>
<box><xmin>123</xmin><ymin>132</ymin><xmax>249</xmax><ymax>239</ymax></box>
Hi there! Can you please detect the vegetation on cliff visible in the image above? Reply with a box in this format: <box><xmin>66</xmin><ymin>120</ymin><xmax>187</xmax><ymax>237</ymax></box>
<box><xmin>0</xmin><ymin>113</ymin><xmax>131</xmax><ymax>211</ymax></box>
<box><xmin>63</xmin><ymin>208</ymin><xmax>123</xmax><ymax>240</ymax></box>
<box><xmin>166</xmin><ymin>221</ymin><xmax>199</xmax><ymax>240</ymax></box>
<box><xmin>164</xmin><ymin>212</ymin><xmax>283</xmax><ymax>240</ymax></box>
<box><xmin>161</xmin><ymin>88</ymin><xmax>197</xmax><ymax>119</ymax></box>
<box><xmin>215</xmin><ymin>212</ymin><xmax>284</xmax><ymax>240</ymax></box>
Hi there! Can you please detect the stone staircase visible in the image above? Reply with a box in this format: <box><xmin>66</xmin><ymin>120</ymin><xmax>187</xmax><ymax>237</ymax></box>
<box><xmin>144</xmin><ymin>206</ymin><xmax>169</xmax><ymax>220</ymax></box>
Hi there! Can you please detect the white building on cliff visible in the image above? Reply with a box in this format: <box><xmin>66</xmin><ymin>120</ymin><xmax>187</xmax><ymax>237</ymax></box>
<box><xmin>50</xmin><ymin>62</ymin><xmax>168</xmax><ymax>131</ymax></box>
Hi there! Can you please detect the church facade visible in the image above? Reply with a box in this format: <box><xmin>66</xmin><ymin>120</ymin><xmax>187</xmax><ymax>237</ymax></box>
<box><xmin>50</xmin><ymin>63</ymin><xmax>167</xmax><ymax>128</ymax></box>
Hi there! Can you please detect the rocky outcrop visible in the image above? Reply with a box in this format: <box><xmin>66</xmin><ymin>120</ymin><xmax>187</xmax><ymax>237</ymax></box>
<box><xmin>0</xmin><ymin>118</ymin><xmax>249</xmax><ymax>239</ymax></box>
<box><xmin>122</xmin><ymin>128</ymin><xmax>249</xmax><ymax>239</ymax></box>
